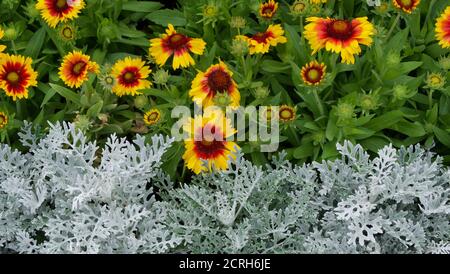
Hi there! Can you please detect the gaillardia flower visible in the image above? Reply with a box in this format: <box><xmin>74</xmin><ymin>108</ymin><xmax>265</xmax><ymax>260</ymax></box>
<box><xmin>111</xmin><ymin>57</ymin><xmax>152</xmax><ymax>97</ymax></box>
<box><xmin>36</xmin><ymin>0</ymin><xmax>86</xmax><ymax>28</ymax></box>
<box><xmin>279</xmin><ymin>105</ymin><xmax>297</xmax><ymax>122</ymax></box>
<box><xmin>0</xmin><ymin>112</ymin><xmax>8</xmax><ymax>129</ymax></box>
<box><xmin>189</xmin><ymin>61</ymin><xmax>240</xmax><ymax>108</ymax></box>
<box><xmin>183</xmin><ymin>108</ymin><xmax>239</xmax><ymax>174</ymax></box>
<box><xmin>304</xmin><ymin>17</ymin><xmax>375</xmax><ymax>64</ymax></box>
<box><xmin>237</xmin><ymin>24</ymin><xmax>287</xmax><ymax>55</ymax></box>
<box><xmin>392</xmin><ymin>0</ymin><xmax>420</xmax><ymax>14</ymax></box>
<box><xmin>149</xmin><ymin>24</ymin><xmax>206</xmax><ymax>70</ymax></box>
<box><xmin>260</xmin><ymin>0</ymin><xmax>279</xmax><ymax>19</ymax></box>
<box><xmin>436</xmin><ymin>6</ymin><xmax>450</xmax><ymax>49</ymax></box>
<box><xmin>59</xmin><ymin>50</ymin><xmax>99</xmax><ymax>88</ymax></box>
<box><xmin>0</xmin><ymin>54</ymin><xmax>38</xmax><ymax>101</ymax></box>
<box><xmin>301</xmin><ymin>60</ymin><xmax>327</xmax><ymax>85</ymax></box>
<box><xmin>143</xmin><ymin>108</ymin><xmax>161</xmax><ymax>126</ymax></box>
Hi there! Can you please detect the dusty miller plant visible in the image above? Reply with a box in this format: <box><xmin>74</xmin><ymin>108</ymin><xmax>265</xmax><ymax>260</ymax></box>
<box><xmin>1</xmin><ymin>122</ymin><xmax>449</xmax><ymax>254</ymax></box>
<box><xmin>0</xmin><ymin>122</ymin><xmax>180</xmax><ymax>253</ymax></box>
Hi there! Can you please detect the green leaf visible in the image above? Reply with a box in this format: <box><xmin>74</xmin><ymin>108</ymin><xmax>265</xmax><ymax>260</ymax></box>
<box><xmin>49</xmin><ymin>83</ymin><xmax>81</xmax><ymax>106</ymax></box>
<box><xmin>122</xmin><ymin>1</ymin><xmax>162</xmax><ymax>12</ymax></box>
<box><xmin>146</xmin><ymin>9</ymin><xmax>187</xmax><ymax>27</ymax></box>
<box><xmin>24</xmin><ymin>28</ymin><xmax>46</xmax><ymax>59</ymax></box>
<box><xmin>433</xmin><ymin>127</ymin><xmax>450</xmax><ymax>148</ymax></box>
<box><xmin>261</xmin><ymin>60</ymin><xmax>290</xmax><ymax>73</ymax></box>
<box><xmin>389</xmin><ymin>120</ymin><xmax>426</xmax><ymax>137</ymax></box>
<box><xmin>293</xmin><ymin>144</ymin><xmax>314</xmax><ymax>159</ymax></box>
<box><xmin>366</xmin><ymin>110</ymin><xmax>404</xmax><ymax>132</ymax></box>
<box><xmin>87</xmin><ymin>101</ymin><xmax>104</xmax><ymax>118</ymax></box>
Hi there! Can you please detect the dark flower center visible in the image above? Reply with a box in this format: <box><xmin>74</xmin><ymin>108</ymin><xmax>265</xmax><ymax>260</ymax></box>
<box><xmin>72</xmin><ymin>61</ymin><xmax>86</xmax><ymax>75</ymax></box>
<box><xmin>327</xmin><ymin>20</ymin><xmax>353</xmax><ymax>40</ymax></box>
<box><xmin>167</xmin><ymin>33</ymin><xmax>189</xmax><ymax>50</ymax></box>
<box><xmin>194</xmin><ymin>126</ymin><xmax>226</xmax><ymax>159</ymax></box>
<box><xmin>123</xmin><ymin>72</ymin><xmax>136</xmax><ymax>83</ymax></box>
<box><xmin>207</xmin><ymin>69</ymin><xmax>232</xmax><ymax>93</ymax></box>
<box><xmin>262</xmin><ymin>6</ymin><xmax>274</xmax><ymax>15</ymax></box>
<box><xmin>252</xmin><ymin>31</ymin><xmax>272</xmax><ymax>43</ymax></box>
<box><xmin>397</xmin><ymin>0</ymin><xmax>413</xmax><ymax>8</ymax></box>
<box><xmin>0</xmin><ymin>115</ymin><xmax>5</xmax><ymax>124</ymax></box>
<box><xmin>54</xmin><ymin>0</ymin><xmax>69</xmax><ymax>12</ymax></box>
<box><xmin>148</xmin><ymin>112</ymin><xmax>159</xmax><ymax>121</ymax></box>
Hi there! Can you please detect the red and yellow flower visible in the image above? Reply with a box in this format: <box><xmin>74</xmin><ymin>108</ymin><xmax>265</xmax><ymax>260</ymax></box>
<box><xmin>392</xmin><ymin>0</ymin><xmax>420</xmax><ymax>14</ymax></box>
<box><xmin>36</xmin><ymin>0</ymin><xmax>86</xmax><ymax>28</ymax></box>
<box><xmin>111</xmin><ymin>57</ymin><xmax>152</xmax><ymax>97</ymax></box>
<box><xmin>237</xmin><ymin>24</ymin><xmax>287</xmax><ymax>55</ymax></box>
<box><xmin>259</xmin><ymin>0</ymin><xmax>278</xmax><ymax>19</ymax></box>
<box><xmin>0</xmin><ymin>54</ymin><xmax>38</xmax><ymax>101</ymax></box>
<box><xmin>189</xmin><ymin>61</ymin><xmax>240</xmax><ymax>108</ymax></box>
<box><xmin>304</xmin><ymin>17</ymin><xmax>375</xmax><ymax>64</ymax></box>
<box><xmin>301</xmin><ymin>60</ymin><xmax>327</xmax><ymax>85</ymax></box>
<box><xmin>279</xmin><ymin>105</ymin><xmax>297</xmax><ymax>122</ymax></box>
<box><xmin>183</xmin><ymin>108</ymin><xmax>239</xmax><ymax>174</ymax></box>
<box><xmin>149</xmin><ymin>24</ymin><xmax>206</xmax><ymax>70</ymax></box>
<box><xmin>0</xmin><ymin>112</ymin><xmax>8</xmax><ymax>129</ymax></box>
<box><xmin>143</xmin><ymin>108</ymin><xmax>161</xmax><ymax>126</ymax></box>
<box><xmin>59</xmin><ymin>50</ymin><xmax>99</xmax><ymax>88</ymax></box>
<box><xmin>436</xmin><ymin>6</ymin><xmax>450</xmax><ymax>49</ymax></box>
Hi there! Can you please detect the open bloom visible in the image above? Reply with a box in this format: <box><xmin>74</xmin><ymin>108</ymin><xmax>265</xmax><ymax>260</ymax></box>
<box><xmin>111</xmin><ymin>57</ymin><xmax>152</xmax><ymax>97</ymax></box>
<box><xmin>0</xmin><ymin>112</ymin><xmax>8</xmax><ymax>129</ymax></box>
<box><xmin>304</xmin><ymin>17</ymin><xmax>375</xmax><ymax>64</ymax></box>
<box><xmin>36</xmin><ymin>0</ymin><xmax>86</xmax><ymax>28</ymax></box>
<box><xmin>260</xmin><ymin>0</ymin><xmax>278</xmax><ymax>19</ymax></box>
<box><xmin>279</xmin><ymin>105</ymin><xmax>297</xmax><ymax>122</ymax></box>
<box><xmin>0</xmin><ymin>54</ymin><xmax>38</xmax><ymax>101</ymax></box>
<box><xmin>149</xmin><ymin>24</ymin><xmax>206</xmax><ymax>70</ymax></box>
<box><xmin>436</xmin><ymin>6</ymin><xmax>450</xmax><ymax>49</ymax></box>
<box><xmin>143</xmin><ymin>109</ymin><xmax>161</xmax><ymax>126</ymax></box>
<box><xmin>301</xmin><ymin>60</ymin><xmax>327</xmax><ymax>85</ymax></box>
<box><xmin>189</xmin><ymin>61</ymin><xmax>240</xmax><ymax>108</ymax></box>
<box><xmin>392</xmin><ymin>0</ymin><xmax>420</xmax><ymax>14</ymax></box>
<box><xmin>182</xmin><ymin>108</ymin><xmax>239</xmax><ymax>174</ymax></box>
<box><xmin>237</xmin><ymin>24</ymin><xmax>287</xmax><ymax>55</ymax></box>
<box><xmin>59</xmin><ymin>51</ymin><xmax>99</xmax><ymax>88</ymax></box>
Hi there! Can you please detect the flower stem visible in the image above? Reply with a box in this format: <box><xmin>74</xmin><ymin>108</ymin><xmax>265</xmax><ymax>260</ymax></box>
<box><xmin>313</xmin><ymin>89</ymin><xmax>325</xmax><ymax>117</ymax></box>
<box><xmin>428</xmin><ymin>89</ymin><xmax>434</xmax><ymax>109</ymax></box>
<box><xmin>386</xmin><ymin>13</ymin><xmax>401</xmax><ymax>40</ymax></box>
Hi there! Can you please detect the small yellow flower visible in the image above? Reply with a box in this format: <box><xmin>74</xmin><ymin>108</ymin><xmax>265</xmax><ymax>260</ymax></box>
<box><xmin>279</xmin><ymin>105</ymin><xmax>297</xmax><ymax>122</ymax></box>
<box><xmin>143</xmin><ymin>109</ymin><xmax>161</xmax><ymax>126</ymax></box>
<box><xmin>59</xmin><ymin>50</ymin><xmax>99</xmax><ymax>88</ymax></box>
<box><xmin>426</xmin><ymin>72</ymin><xmax>446</xmax><ymax>90</ymax></box>
<box><xmin>0</xmin><ymin>54</ymin><xmax>38</xmax><ymax>101</ymax></box>
<box><xmin>149</xmin><ymin>24</ymin><xmax>206</xmax><ymax>70</ymax></box>
<box><xmin>236</xmin><ymin>24</ymin><xmax>287</xmax><ymax>55</ymax></box>
<box><xmin>301</xmin><ymin>61</ymin><xmax>327</xmax><ymax>86</ymax></box>
<box><xmin>111</xmin><ymin>57</ymin><xmax>152</xmax><ymax>97</ymax></box>
<box><xmin>392</xmin><ymin>0</ymin><xmax>420</xmax><ymax>14</ymax></box>
<box><xmin>259</xmin><ymin>0</ymin><xmax>279</xmax><ymax>19</ymax></box>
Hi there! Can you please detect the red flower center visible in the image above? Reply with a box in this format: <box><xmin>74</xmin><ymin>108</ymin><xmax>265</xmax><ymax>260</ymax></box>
<box><xmin>148</xmin><ymin>112</ymin><xmax>159</xmax><ymax>121</ymax></box>
<box><xmin>194</xmin><ymin>126</ymin><xmax>226</xmax><ymax>159</ymax></box>
<box><xmin>72</xmin><ymin>61</ymin><xmax>86</xmax><ymax>76</ymax></box>
<box><xmin>6</xmin><ymin>71</ymin><xmax>20</xmax><ymax>84</ymax></box>
<box><xmin>53</xmin><ymin>0</ymin><xmax>69</xmax><ymax>12</ymax></box>
<box><xmin>207</xmin><ymin>69</ymin><xmax>232</xmax><ymax>93</ymax></box>
<box><xmin>262</xmin><ymin>6</ymin><xmax>275</xmax><ymax>15</ymax></box>
<box><xmin>0</xmin><ymin>115</ymin><xmax>5</xmax><ymax>124</ymax></box>
<box><xmin>167</xmin><ymin>33</ymin><xmax>190</xmax><ymax>50</ymax></box>
<box><xmin>252</xmin><ymin>31</ymin><xmax>273</xmax><ymax>43</ymax></box>
<box><xmin>327</xmin><ymin>20</ymin><xmax>353</xmax><ymax>40</ymax></box>
<box><xmin>119</xmin><ymin>67</ymin><xmax>141</xmax><ymax>87</ymax></box>
<box><xmin>307</xmin><ymin>68</ymin><xmax>321</xmax><ymax>81</ymax></box>
<box><xmin>396</xmin><ymin>0</ymin><xmax>413</xmax><ymax>8</ymax></box>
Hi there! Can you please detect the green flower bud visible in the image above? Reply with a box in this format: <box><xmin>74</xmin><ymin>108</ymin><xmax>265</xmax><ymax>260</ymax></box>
<box><xmin>74</xmin><ymin>115</ymin><xmax>92</xmax><ymax>132</ymax></box>
<box><xmin>336</xmin><ymin>102</ymin><xmax>355</xmax><ymax>121</ymax></box>
<box><xmin>230</xmin><ymin>16</ymin><xmax>246</xmax><ymax>29</ymax></box>
<box><xmin>98</xmin><ymin>19</ymin><xmax>119</xmax><ymax>43</ymax></box>
<box><xmin>386</xmin><ymin>51</ymin><xmax>401</xmax><ymax>66</ymax></box>
<box><xmin>134</xmin><ymin>95</ymin><xmax>149</xmax><ymax>109</ymax></box>
<box><xmin>230</xmin><ymin>38</ymin><xmax>249</xmax><ymax>56</ymax></box>
<box><xmin>312</xmin><ymin>131</ymin><xmax>325</xmax><ymax>145</ymax></box>
<box><xmin>3</xmin><ymin>25</ymin><xmax>19</xmax><ymax>41</ymax></box>
<box><xmin>426</xmin><ymin>72</ymin><xmax>446</xmax><ymax>90</ymax></box>
<box><xmin>213</xmin><ymin>93</ymin><xmax>232</xmax><ymax>107</ymax></box>
<box><xmin>393</xmin><ymin>85</ymin><xmax>411</xmax><ymax>100</ymax></box>
<box><xmin>360</xmin><ymin>94</ymin><xmax>379</xmax><ymax>112</ymax></box>
<box><xmin>438</xmin><ymin>56</ymin><xmax>450</xmax><ymax>71</ymax></box>
<box><xmin>24</xmin><ymin>1</ymin><xmax>40</xmax><ymax>21</ymax></box>
<box><xmin>254</xmin><ymin>86</ymin><xmax>270</xmax><ymax>99</ymax></box>
<box><xmin>153</xmin><ymin>69</ymin><xmax>170</xmax><ymax>85</ymax></box>
<box><xmin>290</xmin><ymin>0</ymin><xmax>309</xmax><ymax>16</ymax></box>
